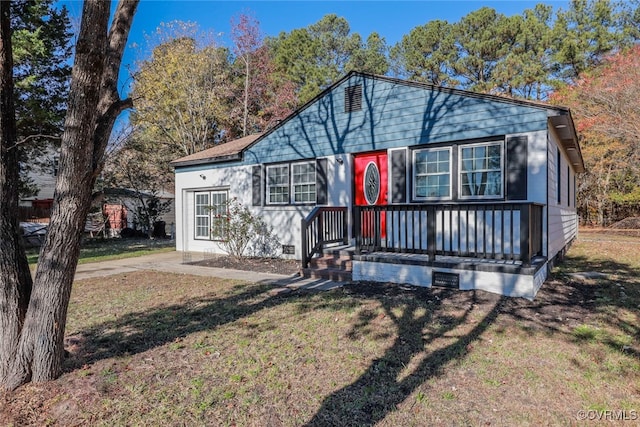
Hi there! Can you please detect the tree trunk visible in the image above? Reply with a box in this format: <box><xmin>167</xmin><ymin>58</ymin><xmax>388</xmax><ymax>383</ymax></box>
<box><xmin>4</xmin><ymin>0</ymin><xmax>139</xmax><ymax>390</ymax></box>
<box><xmin>0</xmin><ymin>0</ymin><xmax>33</xmax><ymax>383</ymax></box>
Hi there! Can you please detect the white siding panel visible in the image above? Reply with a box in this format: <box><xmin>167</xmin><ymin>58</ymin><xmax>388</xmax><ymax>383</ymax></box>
<box><xmin>175</xmin><ymin>155</ymin><xmax>352</xmax><ymax>259</ymax></box>
<box><xmin>524</xmin><ymin>130</ymin><xmax>548</xmax><ymax>204</ymax></box>
<box><xmin>547</xmin><ymin>128</ymin><xmax>578</xmax><ymax>259</ymax></box>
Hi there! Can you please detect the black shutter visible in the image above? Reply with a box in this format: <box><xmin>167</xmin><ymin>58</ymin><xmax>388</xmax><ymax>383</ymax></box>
<box><xmin>252</xmin><ymin>165</ymin><xmax>262</xmax><ymax>206</ymax></box>
<box><xmin>316</xmin><ymin>158</ymin><xmax>328</xmax><ymax>205</ymax></box>
<box><xmin>506</xmin><ymin>136</ymin><xmax>528</xmax><ymax>200</ymax></box>
<box><xmin>391</xmin><ymin>149</ymin><xmax>407</xmax><ymax>203</ymax></box>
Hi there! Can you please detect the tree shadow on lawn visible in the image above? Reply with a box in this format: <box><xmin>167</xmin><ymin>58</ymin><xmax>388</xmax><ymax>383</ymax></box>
<box><xmin>495</xmin><ymin>253</ymin><xmax>640</xmax><ymax>359</ymax></box>
<box><xmin>304</xmin><ymin>253</ymin><xmax>640</xmax><ymax>425</ymax></box>
<box><xmin>65</xmin><ymin>282</ymin><xmax>302</xmax><ymax>367</ymax></box>
<box><xmin>305</xmin><ymin>284</ymin><xmax>505</xmax><ymax>426</ymax></box>
<box><xmin>65</xmin><ymin>248</ymin><xmax>639</xmax><ymax>425</ymax></box>
<box><xmin>66</xmin><ymin>276</ymin><xmax>508</xmax><ymax>425</ymax></box>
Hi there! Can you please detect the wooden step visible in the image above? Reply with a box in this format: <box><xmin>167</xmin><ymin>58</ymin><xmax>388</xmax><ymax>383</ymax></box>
<box><xmin>322</xmin><ymin>245</ymin><xmax>355</xmax><ymax>258</ymax></box>
<box><xmin>303</xmin><ymin>245</ymin><xmax>354</xmax><ymax>282</ymax></box>
<box><xmin>308</xmin><ymin>254</ymin><xmax>353</xmax><ymax>271</ymax></box>
<box><xmin>301</xmin><ymin>267</ymin><xmax>353</xmax><ymax>282</ymax></box>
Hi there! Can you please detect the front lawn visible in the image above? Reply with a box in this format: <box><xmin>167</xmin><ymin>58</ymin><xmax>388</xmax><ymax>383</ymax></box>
<box><xmin>26</xmin><ymin>237</ymin><xmax>175</xmax><ymax>266</ymax></box>
<box><xmin>2</xmin><ymin>231</ymin><xmax>639</xmax><ymax>426</ymax></box>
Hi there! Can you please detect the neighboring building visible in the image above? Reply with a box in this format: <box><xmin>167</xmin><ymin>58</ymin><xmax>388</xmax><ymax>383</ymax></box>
<box><xmin>171</xmin><ymin>72</ymin><xmax>584</xmax><ymax>299</ymax></box>
<box><xmin>19</xmin><ymin>145</ymin><xmax>59</xmax><ymax>219</ymax></box>
<box><xmin>96</xmin><ymin>188</ymin><xmax>176</xmax><ymax>237</ymax></box>
<box><xmin>19</xmin><ymin>145</ymin><xmax>176</xmax><ymax>239</ymax></box>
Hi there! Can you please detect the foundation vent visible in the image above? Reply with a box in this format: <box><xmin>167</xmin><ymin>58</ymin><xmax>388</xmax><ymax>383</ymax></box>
<box><xmin>432</xmin><ymin>271</ymin><xmax>460</xmax><ymax>289</ymax></box>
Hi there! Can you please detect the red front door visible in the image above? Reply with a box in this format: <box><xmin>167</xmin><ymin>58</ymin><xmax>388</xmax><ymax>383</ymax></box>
<box><xmin>354</xmin><ymin>151</ymin><xmax>388</xmax><ymax>239</ymax></box>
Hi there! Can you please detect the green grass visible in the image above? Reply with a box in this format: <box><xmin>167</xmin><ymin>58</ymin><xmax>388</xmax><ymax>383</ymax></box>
<box><xmin>2</xmin><ymin>230</ymin><xmax>639</xmax><ymax>426</ymax></box>
<box><xmin>26</xmin><ymin>238</ymin><xmax>175</xmax><ymax>266</ymax></box>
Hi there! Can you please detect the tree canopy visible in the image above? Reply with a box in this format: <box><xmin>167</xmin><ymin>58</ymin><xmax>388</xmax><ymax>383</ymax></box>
<box><xmin>267</xmin><ymin>14</ymin><xmax>389</xmax><ymax>103</ymax></box>
<box><xmin>391</xmin><ymin>0</ymin><xmax>638</xmax><ymax>99</ymax></box>
<box><xmin>552</xmin><ymin>45</ymin><xmax>640</xmax><ymax>225</ymax></box>
<box><xmin>11</xmin><ymin>0</ymin><xmax>72</xmax><ymax>198</ymax></box>
<box><xmin>131</xmin><ymin>24</ymin><xmax>232</xmax><ymax>158</ymax></box>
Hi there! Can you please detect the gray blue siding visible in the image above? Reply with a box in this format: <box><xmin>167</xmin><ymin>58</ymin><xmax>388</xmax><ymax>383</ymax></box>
<box><xmin>237</xmin><ymin>74</ymin><xmax>550</xmax><ymax>167</ymax></box>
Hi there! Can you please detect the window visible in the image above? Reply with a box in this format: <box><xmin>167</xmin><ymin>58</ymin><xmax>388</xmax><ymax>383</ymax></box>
<box><xmin>567</xmin><ymin>165</ymin><xmax>570</xmax><ymax>207</ymax></box>
<box><xmin>459</xmin><ymin>142</ymin><xmax>503</xmax><ymax>198</ymax></box>
<box><xmin>267</xmin><ymin>165</ymin><xmax>289</xmax><ymax>204</ymax></box>
<box><xmin>194</xmin><ymin>190</ymin><xmax>228</xmax><ymax>240</ymax></box>
<box><xmin>557</xmin><ymin>148</ymin><xmax>561</xmax><ymax>204</ymax></box>
<box><xmin>413</xmin><ymin>148</ymin><xmax>451</xmax><ymax>199</ymax></box>
<box><xmin>266</xmin><ymin>161</ymin><xmax>317</xmax><ymax>205</ymax></box>
<box><xmin>194</xmin><ymin>192</ymin><xmax>210</xmax><ymax>239</ymax></box>
<box><xmin>210</xmin><ymin>191</ymin><xmax>228</xmax><ymax>240</ymax></box>
<box><xmin>292</xmin><ymin>162</ymin><xmax>316</xmax><ymax>203</ymax></box>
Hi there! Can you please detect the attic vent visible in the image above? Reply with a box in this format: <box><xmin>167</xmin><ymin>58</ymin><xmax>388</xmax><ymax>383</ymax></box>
<box><xmin>344</xmin><ymin>84</ymin><xmax>362</xmax><ymax>112</ymax></box>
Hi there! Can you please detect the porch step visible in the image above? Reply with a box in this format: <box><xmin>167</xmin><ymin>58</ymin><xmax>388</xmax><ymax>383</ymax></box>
<box><xmin>308</xmin><ymin>254</ymin><xmax>353</xmax><ymax>270</ymax></box>
<box><xmin>301</xmin><ymin>267</ymin><xmax>353</xmax><ymax>282</ymax></box>
<box><xmin>303</xmin><ymin>248</ymin><xmax>354</xmax><ymax>282</ymax></box>
<box><xmin>322</xmin><ymin>244</ymin><xmax>355</xmax><ymax>257</ymax></box>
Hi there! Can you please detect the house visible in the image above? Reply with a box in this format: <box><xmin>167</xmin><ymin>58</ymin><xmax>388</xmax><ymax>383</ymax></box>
<box><xmin>18</xmin><ymin>144</ymin><xmax>59</xmax><ymax>221</ymax></box>
<box><xmin>95</xmin><ymin>187</ymin><xmax>176</xmax><ymax>237</ymax></box>
<box><xmin>171</xmin><ymin>72</ymin><xmax>584</xmax><ymax>299</ymax></box>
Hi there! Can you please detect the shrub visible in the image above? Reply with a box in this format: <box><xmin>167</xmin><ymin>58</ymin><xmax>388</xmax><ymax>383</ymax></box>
<box><xmin>211</xmin><ymin>198</ymin><xmax>280</xmax><ymax>259</ymax></box>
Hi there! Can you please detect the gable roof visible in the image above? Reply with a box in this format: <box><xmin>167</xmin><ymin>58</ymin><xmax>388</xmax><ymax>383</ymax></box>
<box><xmin>170</xmin><ymin>133</ymin><xmax>263</xmax><ymax>167</ymax></box>
<box><xmin>171</xmin><ymin>71</ymin><xmax>582</xmax><ymax>171</ymax></box>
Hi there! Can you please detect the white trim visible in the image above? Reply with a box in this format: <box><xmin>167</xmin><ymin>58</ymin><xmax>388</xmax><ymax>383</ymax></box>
<box><xmin>209</xmin><ymin>191</ymin><xmax>228</xmax><ymax>241</ymax></box>
<box><xmin>266</xmin><ymin>164</ymin><xmax>290</xmax><ymax>205</ymax></box>
<box><xmin>193</xmin><ymin>189</ymin><xmax>228</xmax><ymax>241</ymax></box>
<box><xmin>412</xmin><ymin>146</ymin><xmax>453</xmax><ymax>201</ymax></box>
<box><xmin>352</xmin><ymin>260</ymin><xmax>545</xmax><ymax>300</ymax></box>
<box><xmin>458</xmin><ymin>141</ymin><xmax>504</xmax><ymax>200</ymax></box>
<box><xmin>291</xmin><ymin>160</ymin><xmax>317</xmax><ymax>204</ymax></box>
<box><xmin>194</xmin><ymin>191</ymin><xmax>211</xmax><ymax>239</ymax></box>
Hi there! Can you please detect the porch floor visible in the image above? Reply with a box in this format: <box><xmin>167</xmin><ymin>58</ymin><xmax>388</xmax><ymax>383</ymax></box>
<box><xmin>352</xmin><ymin>251</ymin><xmax>547</xmax><ymax>276</ymax></box>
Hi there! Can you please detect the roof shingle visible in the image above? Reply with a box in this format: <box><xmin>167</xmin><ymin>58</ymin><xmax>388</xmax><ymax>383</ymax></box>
<box><xmin>170</xmin><ymin>133</ymin><xmax>262</xmax><ymax>167</ymax></box>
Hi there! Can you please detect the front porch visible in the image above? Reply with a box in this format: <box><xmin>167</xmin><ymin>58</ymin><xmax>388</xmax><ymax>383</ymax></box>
<box><xmin>301</xmin><ymin>203</ymin><xmax>548</xmax><ymax>299</ymax></box>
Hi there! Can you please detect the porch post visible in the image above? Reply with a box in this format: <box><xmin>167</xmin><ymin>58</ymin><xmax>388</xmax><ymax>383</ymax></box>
<box><xmin>354</xmin><ymin>206</ymin><xmax>361</xmax><ymax>255</ymax></box>
<box><xmin>427</xmin><ymin>205</ymin><xmax>436</xmax><ymax>261</ymax></box>
<box><xmin>520</xmin><ymin>204</ymin><xmax>531</xmax><ymax>266</ymax></box>
<box><xmin>301</xmin><ymin>216</ymin><xmax>309</xmax><ymax>268</ymax></box>
<box><xmin>342</xmin><ymin>208</ymin><xmax>349</xmax><ymax>245</ymax></box>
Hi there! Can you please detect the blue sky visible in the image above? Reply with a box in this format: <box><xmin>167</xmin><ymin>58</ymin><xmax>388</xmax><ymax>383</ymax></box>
<box><xmin>59</xmin><ymin>0</ymin><xmax>570</xmax><ymax>131</ymax></box>
<box><xmin>60</xmin><ymin>1</ymin><xmax>570</xmax><ymax>73</ymax></box>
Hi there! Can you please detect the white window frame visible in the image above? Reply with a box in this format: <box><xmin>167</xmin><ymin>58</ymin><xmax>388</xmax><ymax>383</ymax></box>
<box><xmin>458</xmin><ymin>141</ymin><xmax>504</xmax><ymax>199</ymax></box>
<box><xmin>194</xmin><ymin>190</ymin><xmax>228</xmax><ymax>240</ymax></box>
<box><xmin>412</xmin><ymin>147</ymin><xmax>452</xmax><ymax>200</ymax></box>
<box><xmin>266</xmin><ymin>164</ymin><xmax>290</xmax><ymax>205</ymax></box>
<box><xmin>194</xmin><ymin>192</ymin><xmax>211</xmax><ymax>239</ymax></box>
<box><xmin>266</xmin><ymin>161</ymin><xmax>317</xmax><ymax>205</ymax></box>
<box><xmin>292</xmin><ymin>161</ymin><xmax>316</xmax><ymax>204</ymax></box>
<box><xmin>209</xmin><ymin>191</ymin><xmax>228</xmax><ymax>241</ymax></box>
